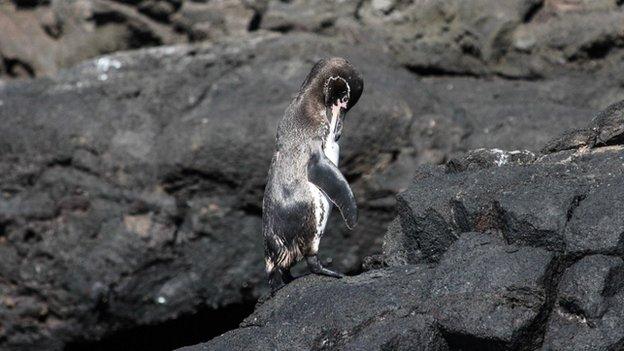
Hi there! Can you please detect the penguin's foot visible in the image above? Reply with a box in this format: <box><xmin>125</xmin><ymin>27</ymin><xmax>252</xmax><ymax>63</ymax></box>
<box><xmin>283</xmin><ymin>269</ymin><xmax>294</xmax><ymax>284</ymax></box>
<box><xmin>306</xmin><ymin>255</ymin><xmax>344</xmax><ymax>278</ymax></box>
<box><xmin>268</xmin><ymin>268</ymin><xmax>294</xmax><ymax>293</ymax></box>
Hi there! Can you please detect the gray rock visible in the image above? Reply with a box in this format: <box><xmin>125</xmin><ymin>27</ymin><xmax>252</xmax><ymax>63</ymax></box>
<box><xmin>543</xmin><ymin>99</ymin><xmax>624</xmax><ymax>152</ymax></box>
<box><xmin>3</xmin><ymin>2</ymin><xmax>624</xmax><ymax>348</ymax></box>
<box><xmin>0</xmin><ymin>0</ymin><xmax>187</xmax><ymax>78</ymax></box>
<box><xmin>0</xmin><ymin>32</ymin><xmax>431</xmax><ymax>350</ymax></box>
<box><xmin>2</xmin><ymin>26</ymin><xmax>611</xmax><ymax>348</ymax></box>
<box><xmin>182</xmin><ymin>233</ymin><xmax>555</xmax><ymax>350</ymax></box>
<box><xmin>4</xmin><ymin>0</ymin><xmax>624</xmax><ymax>81</ymax></box>
<box><xmin>542</xmin><ymin>255</ymin><xmax>624</xmax><ymax>351</ymax></box>
<box><xmin>431</xmin><ymin>233</ymin><xmax>554</xmax><ymax>349</ymax></box>
<box><xmin>565</xmin><ymin>182</ymin><xmax>624</xmax><ymax>255</ymax></box>
<box><xmin>171</xmin><ymin>0</ymin><xmax>257</xmax><ymax>41</ymax></box>
<box><xmin>180</xmin><ymin>99</ymin><xmax>624</xmax><ymax>351</ymax></box>
<box><xmin>386</xmin><ymin>98</ymin><xmax>624</xmax><ymax>264</ymax></box>
<box><xmin>260</xmin><ymin>0</ymin><xmax>359</xmax><ymax>33</ymax></box>
<box><xmin>183</xmin><ymin>266</ymin><xmax>440</xmax><ymax>351</ymax></box>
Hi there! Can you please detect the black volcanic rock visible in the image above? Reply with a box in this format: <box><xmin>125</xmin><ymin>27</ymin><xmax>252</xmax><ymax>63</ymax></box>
<box><xmin>182</xmin><ymin>101</ymin><xmax>624</xmax><ymax>350</ymax></box>
<box><xmin>430</xmin><ymin>233</ymin><xmax>554</xmax><ymax>349</ymax></box>
<box><xmin>385</xmin><ymin>125</ymin><xmax>624</xmax><ymax>265</ymax></box>
<box><xmin>3</xmin><ymin>0</ymin><xmax>624</xmax><ymax>81</ymax></box>
<box><xmin>544</xmin><ymin>100</ymin><xmax>624</xmax><ymax>153</ymax></box>
<box><xmin>0</xmin><ymin>32</ymin><xmax>433</xmax><ymax>350</ymax></box>
<box><xmin>181</xmin><ymin>232</ymin><xmax>558</xmax><ymax>350</ymax></box>
<box><xmin>0</xmin><ymin>29</ymin><xmax>621</xmax><ymax>349</ymax></box>
<box><xmin>180</xmin><ymin>266</ymin><xmax>443</xmax><ymax>351</ymax></box>
<box><xmin>2</xmin><ymin>4</ymin><xmax>624</xmax><ymax>348</ymax></box>
<box><xmin>543</xmin><ymin>255</ymin><xmax>624</xmax><ymax>351</ymax></box>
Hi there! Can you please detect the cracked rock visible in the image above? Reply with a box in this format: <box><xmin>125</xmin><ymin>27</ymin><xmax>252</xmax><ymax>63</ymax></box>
<box><xmin>431</xmin><ymin>233</ymin><xmax>554</xmax><ymax>349</ymax></box>
<box><xmin>543</xmin><ymin>255</ymin><xmax>624</xmax><ymax>350</ymax></box>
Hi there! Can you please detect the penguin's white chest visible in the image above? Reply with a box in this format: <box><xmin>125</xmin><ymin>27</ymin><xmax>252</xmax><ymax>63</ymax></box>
<box><xmin>309</xmin><ymin>114</ymin><xmax>340</xmax><ymax>249</ymax></box>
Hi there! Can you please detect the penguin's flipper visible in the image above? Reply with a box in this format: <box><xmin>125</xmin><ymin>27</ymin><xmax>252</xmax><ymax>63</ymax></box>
<box><xmin>308</xmin><ymin>147</ymin><xmax>358</xmax><ymax>229</ymax></box>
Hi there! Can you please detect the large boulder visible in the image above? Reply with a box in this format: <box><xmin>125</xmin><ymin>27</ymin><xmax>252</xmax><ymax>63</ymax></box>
<box><xmin>542</xmin><ymin>255</ymin><xmax>624</xmax><ymax>351</ymax></box>
<box><xmin>0</xmin><ymin>31</ymin><xmax>442</xmax><ymax>350</ymax></box>
<box><xmin>0</xmin><ymin>28</ymin><xmax>621</xmax><ymax>350</ymax></box>
<box><xmin>385</xmin><ymin>99</ymin><xmax>624</xmax><ymax>265</ymax></box>
<box><xmin>181</xmin><ymin>232</ymin><xmax>559</xmax><ymax>350</ymax></box>
<box><xmin>183</xmin><ymin>101</ymin><xmax>624</xmax><ymax>350</ymax></box>
<box><xmin>186</xmin><ymin>266</ymin><xmax>441</xmax><ymax>351</ymax></box>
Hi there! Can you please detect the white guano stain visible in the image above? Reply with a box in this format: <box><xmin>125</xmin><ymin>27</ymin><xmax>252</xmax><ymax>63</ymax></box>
<box><xmin>491</xmin><ymin>148</ymin><xmax>510</xmax><ymax>166</ymax></box>
<box><xmin>480</xmin><ymin>148</ymin><xmax>535</xmax><ymax>167</ymax></box>
<box><xmin>96</xmin><ymin>57</ymin><xmax>122</xmax><ymax>81</ymax></box>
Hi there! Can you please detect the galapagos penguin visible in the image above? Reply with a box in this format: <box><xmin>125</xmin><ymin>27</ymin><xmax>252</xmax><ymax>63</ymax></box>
<box><xmin>262</xmin><ymin>57</ymin><xmax>364</xmax><ymax>292</ymax></box>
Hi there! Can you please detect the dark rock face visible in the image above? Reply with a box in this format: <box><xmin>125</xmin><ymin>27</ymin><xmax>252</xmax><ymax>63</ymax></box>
<box><xmin>543</xmin><ymin>255</ymin><xmax>624</xmax><ymax>350</ymax></box>
<box><xmin>387</xmin><ymin>134</ymin><xmax>624</xmax><ymax>264</ymax></box>
<box><xmin>3</xmin><ymin>0</ymin><xmax>624</xmax><ymax>80</ymax></box>
<box><xmin>182</xmin><ymin>233</ymin><xmax>557</xmax><ymax>350</ymax></box>
<box><xmin>430</xmin><ymin>233</ymin><xmax>554</xmax><ymax>349</ymax></box>
<box><xmin>0</xmin><ymin>32</ymin><xmax>428</xmax><ymax>350</ymax></box>
<box><xmin>185</xmin><ymin>101</ymin><xmax>624</xmax><ymax>350</ymax></box>
<box><xmin>383</xmin><ymin>100</ymin><xmax>624</xmax><ymax>350</ymax></box>
<box><xmin>2</xmin><ymin>1</ymin><xmax>624</xmax><ymax>350</ymax></box>
<box><xmin>181</xmin><ymin>266</ymin><xmax>444</xmax><ymax>351</ymax></box>
<box><xmin>8</xmin><ymin>29</ymin><xmax>590</xmax><ymax>349</ymax></box>
<box><xmin>0</xmin><ymin>0</ymin><xmax>260</xmax><ymax>78</ymax></box>
<box><xmin>2</xmin><ymin>29</ymin><xmax>623</xmax><ymax>351</ymax></box>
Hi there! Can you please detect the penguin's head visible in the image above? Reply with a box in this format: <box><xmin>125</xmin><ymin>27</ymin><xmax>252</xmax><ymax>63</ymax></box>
<box><xmin>300</xmin><ymin>57</ymin><xmax>364</xmax><ymax>118</ymax></box>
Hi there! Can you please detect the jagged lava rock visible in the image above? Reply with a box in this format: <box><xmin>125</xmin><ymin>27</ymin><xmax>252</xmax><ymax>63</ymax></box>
<box><xmin>182</xmin><ymin>232</ymin><xmax>559</xmax><ymax>350</ymax></box>
<box><xmin>542</xmin><ymin>255</ymin><xmax>624</xmax><ymax>350</ymax></box>
<box><xmin>0</xmin><ymin>32</ymin><xmax>432</xmax><ymax>350</ymax></box>
<box><xmin>179</xmin><ymin>266</ymin><xmax>442</xmax><ymax>351</ymax></box>
<box><xmin>387</xmin><ymin>145</ymin><xmax>624</xmax><ymax>264</ymax></box>
<box><xmin>182</xmin><ymin>100</ymin><xmax>624</xmax><ymax>351</ymax></box>
<box><xmin>430</xmin><ymin>233</ymin><xmax>554</xmax><ymax>349</ymax></box>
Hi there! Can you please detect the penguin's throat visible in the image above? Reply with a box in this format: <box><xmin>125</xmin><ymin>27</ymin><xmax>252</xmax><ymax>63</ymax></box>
<box><xmin>324</xmin><ymin>104</ymin><xmax>342</xmax><ymax>166</ymax></box>
<box><xmin>329</xmin><ymin>105</ymin><xmax>340</xmax><ymax>133</ymax></box>
<box><xmin>328</xmin><ymin>101</ymin><xmax>345</xmax><ymax>132</ymax></box>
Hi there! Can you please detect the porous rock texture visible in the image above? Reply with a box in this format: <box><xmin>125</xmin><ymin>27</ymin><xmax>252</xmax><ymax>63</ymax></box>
<box><xmin>183</xmin><ymin>101</ymin><xmax>624</xmax><ymax>350</ymax></box>
<box><xmin>2</xmin><ymin>0</ymin><xmax>624</xmax><ymax>350</ymax></box>
<box><xmin>0</xmin><ymin>32</ymin><xmax>414</xmax><ymax>350</ymax></box>
<box><xmin>3</xmin><ymin>0</ymin><xmax>624</xmax><ymax>80</ymax></box>
<box><xmin>0</xmin><ymin>0</ymin><xmax>262</xmax><ymax>78</ymax></box>
<box><xmin>3</xmin><ymin>28</ymin><xmax>623</xmax><ymax>349</ymax></box>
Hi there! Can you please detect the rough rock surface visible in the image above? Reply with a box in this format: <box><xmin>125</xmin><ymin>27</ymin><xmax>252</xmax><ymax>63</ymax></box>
<box><xmin>2</xmin><ymin>1</ymin><xmax>624</xmax><ymax>350</ymax></box>
<box><xmin>0</xmin><ymin>0</ymin><xmax>261</xmax><ymax>78</ymax></box>
<box><xmin>386</xmin><ymin>100</ymin><xmax>624</xmax><ymax>265</ymax></box>
<box><xmin>3</xmin><ymin>29</ymin><xmax>599</xmax><ymax>350</ymax></box>
<box><xmin>259</xmin><ymin>0</ymin><xmax>624</xmax><ymax>79</ymax></box>
<box><xmin>1</xmin><ymin>30</ymin><xmax>623</xmax><ymax>351</ymax></box>
<box><xmin>0</xmin><ymin>32</ymin><xmax>421</xmax><ymax>350</ymax></box>
<box><xmin>3</xmin><ymin>0</ymin><xmax>624</xmax><ymax>80</ymax></box>
<box><xmin>184</xmin><ymin>101</ymin><xmax>624</xmax><ymax>350</ymax></box>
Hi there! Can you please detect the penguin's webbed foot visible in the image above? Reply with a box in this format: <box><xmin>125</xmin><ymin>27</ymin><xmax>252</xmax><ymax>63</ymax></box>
<box><xmin>269</xmin><ymin>268</ymin><xmax>294</xmax><ymax>294</ymax></box>
<box><xmin>306</xmin><ymin>255</ymin><xmax>344</xmax><ymax>278</ymax></box>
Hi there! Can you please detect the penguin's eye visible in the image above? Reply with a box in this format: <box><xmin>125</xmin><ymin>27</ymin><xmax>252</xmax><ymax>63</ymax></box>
<box><xmin>341</xmin><ymin>96</ymin><xmax>349</xmax><ymax>104</ymax></box>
